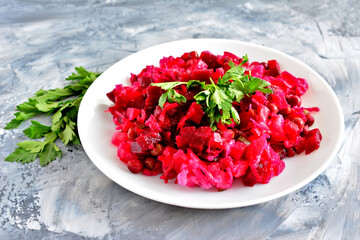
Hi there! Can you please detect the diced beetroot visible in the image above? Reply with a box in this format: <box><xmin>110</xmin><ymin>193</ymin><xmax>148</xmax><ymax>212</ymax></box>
<box><xmin>137</xmin><ymin>109</ymin><xmax>146</xmax><ymax>123</ymax></box>
<box><xmin>135</xmin><ymin>132</ymin><xmax>162</xmax><ymax>152</ymax></box>
<box><xmin>181</xmin><ymin>51</ymin><xmax>198</xmax><ymax>61</ymax></box>
<box><xmin>252</xmin><ymin>91</ymin><xmax>267</xmax><ymax>106</ymax></box>
<box><xmin>256</xmin><ymin>160</ymin><xmax>274</xmax><ymax>184</ymax></box>
<box><xmin>222</xmin><ymin>129</ymin><xmax>235</xmax><ymax>140</ymax></box>
<box><xmin>256</xmin><ymin>103</ymin><xmax>270</xmax><ymax>123</ymax></box>
<box><xmin>239</xmin><ymin>109</ymin><xmax>256</xmax><ymax>130</ymax></box>
<box><xmin>189</xmin><ymin>127</ymin><xmax>212</xmax><ymax>153</ymax></box>
<box><xmin>229</xmin><ymin>141</ymin><xmax>247</xmax><ymax>161</ymax></box>
<box><xmin>208</xmin><ymin>132</ymin><xmax>224</xmax><ymax>150</ymax></box>
<box><xmin>111</xmin><ymin>131</ymin><xmax>128</xmax><ymax>146</ymax></box>
<box><xmin>269</xmin><ymin>115</ymin><xmax>285</xmax><ymax>142</ymax></box>
<box><xmin>145</xmin><ymin>115</ymin><xmax>162</xmax><ymax>133</ymax></box>
<box><xmin>223</xmin><ymin>51</ymin><xmax>240</xmax><ymax>63</ymax></box>
<box><xmin>116</xmin><ymin>113</ymin><xmax>135</xmax><ymax>132</ymax></box>
<box><xmin>212</xmin><ymin>67</ymin><xmax>225</xmax><ymax>83</ymax></box>
<box><xmin>243</xmin><ymin>168</ymin><xmax>258</xmax><ymax>187</ymax></box>
<box><xmin>186</xmin><ymin>58</ymin><xmax>208</xmax><ymax>70</ymax></box>
<box><xmin>189</xmin><ymin>126</ymin><xmax>212</xmax><ymax>153</ymax></box>
<box><xmin>294</xmin><ymin>136</ymin><xmax>305</xmax><ymax>154</ymax></box>
<box><xmin>177</xmin><ymin>102</ymin><xmax>204</xmax><ymax>130</ymax></box>
<box><xmin>305</xmin><ymin>128</ymin><xmax>322</xmax><ymax>154</ymax></box>
<box><xmin>268</xmin><ymin>60</ymin><xmax>281</xmax><ymax>77</ymax></box>
<box><xmin>187</xmin><ymin>102</ymin><xmax>205</xmax><ymax>123</ymax></box>
<box><xmin>176</xmin><ymin>126</ymin><xmax>196</xmax><ymax>148</ymax></box>
<box><xmin>264</xmin><ymin>76</ymin><xmax>292</xmax><ymax>94</ymax></box>
<box><xmin>126</xmin><ymin>108</ymin><xmax>140</xmax><ymax>121</ymax></box>
<box><xmin>117</xmin><ymin>142</ymin><xmax>138</xmax><ymax>163</ymax></box>
<box><xmin>283</xmin><ymin>120</ymin><xmax>300</xmax><ymax>148</ymax></box>
<box><xmin>145</xmin><ymin>86</ymin><xmax>163</xmax><ymax>109</ymax></box>
<box><xmin>249</xmin><ymin>63</ymin><xmax>265</xmax><ymax>78</ymax></box>
<box><xmin>274</xmin><ymin>159</ymin><xmax>285</xmax><ymax>176</ymax></box>
<box><xmin>286</xmin><ymin>147</ymin><xmax>296</xmax><ymax>157</ymax></box>
<box><xmin>106</xmin><ymin>90</ymin><xmax>115</xmax><ymax>103</ymax></box>
<box><xmin>280</xmin><ymin>71</ymin><xmax>309</xmax><ymax>96</ymax></box>
<box><xmin>244</xmin><ymin>135</ymin><xmax>267</xmax><ymax>177</ymax></box>
<box><xmin>270</xmin><ymin>87</ymin><xmax>290</xmax><ymax>110</ymax></box>
<box><xmin>189</xmin><ymin>69</ymin><xmax>214</xmax><ymax>83</ymax></box>
<box><xmin>159</xmin><ymin>56</ymin><xmax>185</xmax><ymax>69</ymax></box>
<box><xmin>200</xmin><ymin>51</ymin><xmax>221</xmax><ymax>69</ymax></box>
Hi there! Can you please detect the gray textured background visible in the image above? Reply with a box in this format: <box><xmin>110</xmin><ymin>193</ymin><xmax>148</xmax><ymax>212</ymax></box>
<box><xmin>1</xmin><ymin>0</ymin><xmax>359</xmax><ymax>239</ymax></box>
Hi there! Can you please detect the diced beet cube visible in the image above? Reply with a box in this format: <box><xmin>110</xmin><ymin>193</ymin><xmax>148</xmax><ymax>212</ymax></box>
<box><xmin>269</xmin><ymin>115</ymin><xmax>285</xmax><ymax>142</ymax></box>
<box><xmin>243</xmin><ymin>168</ymin><xmax>258</xmax><ymax>187</ymax></box>
<box><xmin>280</xmin><ymin>71</ymin><xmax>309</xmax><ymax>96</ymax></box>
<box><xmin>230</xmin><ymin>141</ymin><xmax>247</xmax><ymax>161</ymax></box>
<box><xmin>222</xmin><ymin>129</ymin><xmax>235</xmax><ymax>140</ymax></box>
<box><xmin>249</xmin><ymin>63</ymin><xmax>265</xmax><ymax>78</ymax></box>
<box><xmin>268</xmin><ymin>60</ymin><xmax>281</xmax><ymax>77</ymax></box>
<box><xmin>286</xmin><ymin>147</ymin><xmax>296</xmax><ymax>157</ymax></box>
<box><xmin>294</xmin><ymin>137</ymin><xmax>305</xmax><ymax>154</ymax></box>
<box><xmin>189</xmin><ymin>126</ymin><xmax>213</xmax><ymax>153</ymax></box>
<box><xmin>145</xmin><ymin>114</ymin><xmax>162</xmax><ymax>133</ymax></box>
<box><xmin>223</xmin><ymin>51</ymin><xmax>240</xmax><ymax>62</ymax></box>
<box><xmin>145</xmin><ymin>86</ymin><xmax>163</xmax><ymax>109</ymax></box>
<box><xmin>212</xmin><ymin>67</ymin><xmax>225</xmax><ymax>83</ymax></box>
<box><xmin>284</xmin><ymin>120</ymin><xmax>300</xmax><ymax>140</ymax></box>
<box><xmin>189</xmin><ymin>69</ymin><xmax>214</xmax><ymax>83</ymax></box>
<box><xmin>270</xmin><ymin>87</ymin><xmax>290</xmax><ymax>110</ymax></box>
<box><xmin>274</xmin><ymin>159</ymin><xmax>285</xmax><ymax>176</ymax></box>
<box><xmin>208</xmin><ymin>132</ymin><xmax>224</xmax><ymax>150</ymax></box>
<box><xmin>106</xmin><ymin>90</ymin><xmax>115</xmax><ymax>103</ymax></box>
<box><xmin>126</xmin><ymin>108</ymin><xmax>140</xmax><ymax>121</ymax></box>
<box><xmin>176</xmin><ymin>126</ymin><xmax>196</xmax><ymax>148</ymax></box>
<box><xmin>135</xmin><ymin>132</ymin><xmax>162</xmax><ymax>151</ymax></box>
<box><xmin>117</xmin><ymin>142</ymin><xmax>138</xmax><ymax>163</ymax></box>
<box><xmin>111</xmin><ymin>131</ymin><xmax>128</xmax><ymax>146</ymax></box>
<box><xmin>305</xmin><ymin>128</ymin><xmax>322</xmax><ymax>154</ymax></box>
<box><xmin>200</xmin><ymin>51</ymin><xmax>221</xmax><ymax>69</ymax></box>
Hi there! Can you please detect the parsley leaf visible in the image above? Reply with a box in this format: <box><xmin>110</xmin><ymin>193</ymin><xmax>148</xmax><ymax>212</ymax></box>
<box><xmin>4</xmin><ymin>148</ymin><xmax>38</xmax><ymax>164</ymax></box>
<box><xmin>38</xmin><ymin>141</ymin><xmax>62</xmax><ymax>166</ymax></box>
<box><xmin>23</xmin><ymin>120</ymin><xmax>51</xmax><ymax>139</ymax></box>
<box><xmin>151</xmin><ymin>82</ymin><xmax>188</xmax><ymax>108</ymax></box>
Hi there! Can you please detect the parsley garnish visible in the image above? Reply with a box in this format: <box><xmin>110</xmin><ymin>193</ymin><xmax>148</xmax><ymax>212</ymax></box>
<box><xmin>152</xmin><ymin>55</ymin><xmax>272</xmax><ymax>130</ymax></box>
<box><xmin>4</xmin><ymin>67</ymin><xmax>101</xmax><ymax>166</ymax></box>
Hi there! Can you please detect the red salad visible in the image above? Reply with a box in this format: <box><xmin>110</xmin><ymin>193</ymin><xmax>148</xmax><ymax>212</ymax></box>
<box><xmin>106</xmin><ymin>51</ymin><xmax>322</xmax><ymax>190</ymax></box>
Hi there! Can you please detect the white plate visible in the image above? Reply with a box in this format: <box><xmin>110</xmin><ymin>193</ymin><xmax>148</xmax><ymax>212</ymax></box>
<box><xmin>78</xmin><ymin>39</ymin><xmax>344</xmax><ymax>209</ymax></box>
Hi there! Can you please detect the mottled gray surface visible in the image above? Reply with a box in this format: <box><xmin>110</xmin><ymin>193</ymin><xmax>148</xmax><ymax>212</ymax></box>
<box><xmin>0</xmin><ymin>0</ymin><xmax>359</xmax><ymax>239</ymax></box>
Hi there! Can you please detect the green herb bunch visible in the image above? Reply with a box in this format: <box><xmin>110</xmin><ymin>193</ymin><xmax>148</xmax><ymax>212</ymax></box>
<box><xmin>152</xmin><ymin>55</ymin><xmax>273</xmax><ymax>129</ymax></box>
<box><xmin>4</xmin><ymin>67</ymin><xmax>101</xmax><ymax>166</ymax></box>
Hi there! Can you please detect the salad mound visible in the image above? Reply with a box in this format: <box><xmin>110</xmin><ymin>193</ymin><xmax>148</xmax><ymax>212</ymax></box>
<box><xmin>106</xmin><ymin>51</ymin><xmax>322</xmax><ymax>190</ymax></box>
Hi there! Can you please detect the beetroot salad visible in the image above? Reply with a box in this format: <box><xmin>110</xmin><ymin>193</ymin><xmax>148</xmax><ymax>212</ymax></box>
<box><xmin>106</xmin><ymin>51</ymin><xmax>322</xmax><ymax>190</ymax></box>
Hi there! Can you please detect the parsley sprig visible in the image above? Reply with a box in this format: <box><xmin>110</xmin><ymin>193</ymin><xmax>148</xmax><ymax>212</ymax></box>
<box><xmin>152</xmin><ymin>55</ymin><xmax>272</xmax><ymax>130</ymax></box>
<box><xmin>4</xmin><ymin>67</ymin><xmax>101</xmax><ymax>166</ymax></box>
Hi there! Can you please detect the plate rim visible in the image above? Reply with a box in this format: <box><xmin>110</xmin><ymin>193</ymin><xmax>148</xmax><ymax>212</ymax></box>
<box><xmin>78</xmin><ymin>38</ymin><xmax>344</xmax><ymax>209</ymax></box>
